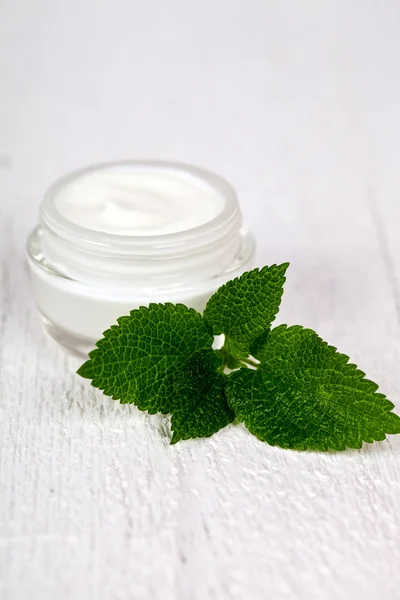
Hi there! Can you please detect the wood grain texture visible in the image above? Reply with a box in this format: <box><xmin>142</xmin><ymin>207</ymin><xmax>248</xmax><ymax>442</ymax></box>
<box><xmin>1</xmin><ymin>1</ymin><xmax>400</xmax><ymax>599</ymax></box>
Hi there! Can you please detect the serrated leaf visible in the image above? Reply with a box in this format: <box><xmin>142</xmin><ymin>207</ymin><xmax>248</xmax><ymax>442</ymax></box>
<box><xmin>203</xmin><ymin>264</ymin><xmax>288</xmax><ymax>357</ymax></box>
<box><xmin>227</xmin><ymin>325</ymin><xmax>400</xmax><ymax>451</ymax></box>
<box><xmin>77</xmin><ymin>303</ymin><xmax>213</xmax><ymax>414</ymax></box>
<box><xmin>170</xmin><ymin>349</ymin><xmax>234</xmax><ymax>444</ymax></box>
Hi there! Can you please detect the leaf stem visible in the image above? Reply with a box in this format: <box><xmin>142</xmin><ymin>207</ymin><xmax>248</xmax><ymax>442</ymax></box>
<box><xmin>217</xmin><ymin>362</ymin><xmax>226</xmax><ymax>375</ymax></box>
<box><xmin>219</xmin><ymin>335</ymin><xmax>259</xmax><ymax>371</ymax></box>
<box><xmin>239</xmin><ymin>357</ymin><xmax>259</xmax><ymax>369</ymax></box>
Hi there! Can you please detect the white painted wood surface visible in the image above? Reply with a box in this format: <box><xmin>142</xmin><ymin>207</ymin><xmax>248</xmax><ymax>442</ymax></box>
<box><xmin>1</xmin><ymin>1</ymin><xmax>400</xmax><ymax>598</ymax></box>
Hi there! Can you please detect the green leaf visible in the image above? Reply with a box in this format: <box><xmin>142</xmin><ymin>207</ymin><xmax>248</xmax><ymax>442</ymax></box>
<box><xmin>170</xmin><ymin>349</ymin><xmax>234</xmax><ymax>444</ymax></box>
<box><xmin>227</xmin><ymin>325</ymin><xmax>400</xmax><ymax>451</ymax></box>
<box><xmin>203</xmin><ymin>263</ymin><xmax>289</xmax><ymax>357</ymax></box>
<box><xmin>77</xmin><ymin>303</ymin><xmax>213</xmax><ymax>414</ymax></box>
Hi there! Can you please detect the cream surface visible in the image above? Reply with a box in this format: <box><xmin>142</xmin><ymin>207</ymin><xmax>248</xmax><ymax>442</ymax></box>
<box><xmin>54</xmin><ymin>166</ymin><xmax>224</xmax><ymax>236</ymax></box>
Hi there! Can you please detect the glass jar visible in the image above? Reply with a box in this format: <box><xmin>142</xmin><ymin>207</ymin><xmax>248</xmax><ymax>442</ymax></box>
<box><xmin>27</xmin><ymin>160</ymin><xmax>255</xmax><ymax>358</ymax></box>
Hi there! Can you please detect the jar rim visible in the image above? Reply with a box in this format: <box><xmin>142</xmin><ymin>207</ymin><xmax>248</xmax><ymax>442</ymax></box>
<box><xmin>40</xmin><ymin>159</ymin><xmax>240</xmax><ymax>249</ymax></box>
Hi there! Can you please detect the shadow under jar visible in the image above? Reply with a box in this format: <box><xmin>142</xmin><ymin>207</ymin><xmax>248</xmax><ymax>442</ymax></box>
<box><xmin>27</xmin><ymin>160</ymin><xmax>255</xmax><ymax>358</ymax></box>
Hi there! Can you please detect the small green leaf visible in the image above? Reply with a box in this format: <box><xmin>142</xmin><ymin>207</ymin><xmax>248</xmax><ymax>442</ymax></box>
<box><xmin>170</xmin><ymin>349</ymin><xmax>234</xmax><ymax>444</ymax></box>
<box><xmin>227</xmin><ymin>325</ymin><xmax>400</xmax><ymax>451</ymax></box>
<box><xmin>203</xmin><ymin>264</ymin><xmax>288</xmax><ymax>357</ymax></box>
<box><xmin>78</xmin><ymin>303</ymin><xmax>213</xmax><ymax>414</ymax></box>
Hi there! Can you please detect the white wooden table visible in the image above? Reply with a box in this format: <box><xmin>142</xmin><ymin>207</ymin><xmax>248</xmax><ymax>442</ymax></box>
<box><xmin>1</xmin><ymin>2</ymin><xmax>400</xmax><ymax>598</ymax></box>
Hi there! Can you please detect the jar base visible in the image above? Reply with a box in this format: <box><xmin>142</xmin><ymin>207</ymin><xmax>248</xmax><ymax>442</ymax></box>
<box><xmin>39</xmin><ymin>311</ymin><xmax>97</xmax><ymax>359</ymax></box>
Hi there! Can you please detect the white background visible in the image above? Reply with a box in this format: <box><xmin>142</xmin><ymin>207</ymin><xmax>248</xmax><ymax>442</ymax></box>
<box><xmin>1</xmin><ymin>1</ymin><xmax>400</xmax><ymax>599</ymax></box>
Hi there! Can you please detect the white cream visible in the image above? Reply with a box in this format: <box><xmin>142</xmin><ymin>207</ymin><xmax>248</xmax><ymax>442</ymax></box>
<box><xmin>28</xmin><ymin>161</ymin><xmax>255</xmax><ymax>358</ymax></box>
<box><xmin>55</xmin><ymin>167</ymin><xmax>224</xmax><ymax>236</ymax></box>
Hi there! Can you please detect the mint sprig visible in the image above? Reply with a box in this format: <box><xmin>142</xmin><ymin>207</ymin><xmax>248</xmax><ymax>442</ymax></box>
<box><xmin>78</xmin><ymin>264</ymin><xmax>400</xmax><ymax>451</ymax></box>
